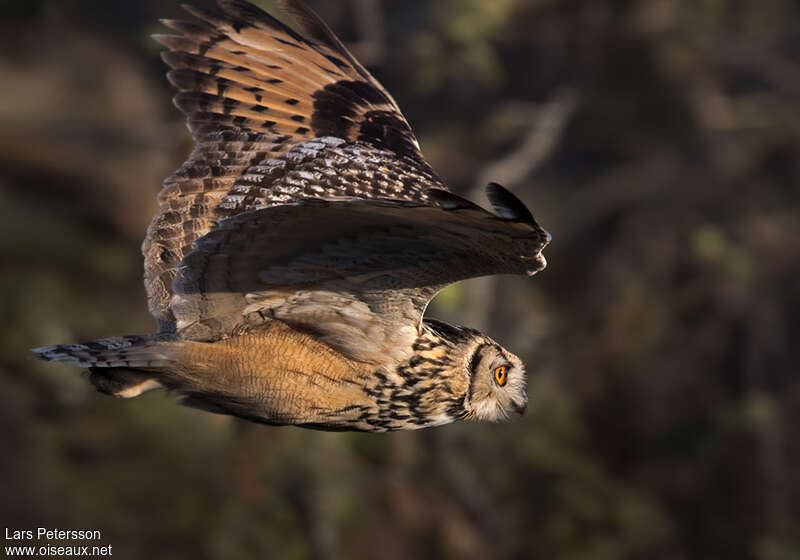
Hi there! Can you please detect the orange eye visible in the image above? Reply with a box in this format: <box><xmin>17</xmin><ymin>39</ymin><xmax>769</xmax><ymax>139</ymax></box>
<box><xmin>494</xmin><ymin>365</ymin><xmax>508</xmax><ymax>386</ymax></box>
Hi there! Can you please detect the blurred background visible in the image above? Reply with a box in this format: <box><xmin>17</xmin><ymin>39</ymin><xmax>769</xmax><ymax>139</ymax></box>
<box><xmin>1</xmin><ymin>0</ymin><xmax>799</xmax><ymax>558</ymax></box>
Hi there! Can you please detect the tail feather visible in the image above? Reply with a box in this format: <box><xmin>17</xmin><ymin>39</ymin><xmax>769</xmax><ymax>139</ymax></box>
<box><xmin>32</xmin><ymin>335</ymin><xmax>171</xmax><ymax>368</ymax></box>
<box><xmin>32</xmin><ymin>335</ymin><xmax>173</xmax><ymax>398</ymax></box>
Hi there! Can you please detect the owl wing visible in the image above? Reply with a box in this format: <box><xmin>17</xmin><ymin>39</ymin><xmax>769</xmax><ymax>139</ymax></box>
<box><xmin>144</xmin><ymin>0</ymin><xmax>441</xmax><ymax>331</ymax></box>
<box><xmin>171</xmin><ymin>183</ymin><xmax>550</xmax><ymax>364</ymax></box>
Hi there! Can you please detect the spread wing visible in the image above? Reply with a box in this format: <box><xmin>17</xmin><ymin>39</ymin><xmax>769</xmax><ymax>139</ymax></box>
<box><xmin>171</xmin><ymin>184</ymin><xmax>550</xmax><ymax>364</ymax></box>
<box><xmin>144</xmin><ymin>0</ymin><xmax>442</xmax><ymax>331</ymax></box>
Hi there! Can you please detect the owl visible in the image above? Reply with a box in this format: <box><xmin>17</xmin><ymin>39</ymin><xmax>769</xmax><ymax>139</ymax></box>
<box><xmin>33</xmin><ymin>0</ymin><xmax>550</xmax><ymax>432</ymax></box>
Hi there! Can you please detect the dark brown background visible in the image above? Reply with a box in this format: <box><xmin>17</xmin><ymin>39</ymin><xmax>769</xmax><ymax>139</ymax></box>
<box><xmin>1</xmin><ymin>0</ymin><xmax>798</xmax><ymax>558</ymax></box>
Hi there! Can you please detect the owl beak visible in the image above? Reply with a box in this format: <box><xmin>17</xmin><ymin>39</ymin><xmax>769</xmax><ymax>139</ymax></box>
<box><xmin>512</xmin><ymin>399</ymin><xmax>527</xmax><ymax>415</ymax></box>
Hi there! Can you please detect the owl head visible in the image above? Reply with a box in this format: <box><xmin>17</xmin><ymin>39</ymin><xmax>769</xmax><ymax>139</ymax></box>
<box><xmin>464</xmin><ymin>340</ymin><xmax>527</xmax><ymax>421</ymax></box>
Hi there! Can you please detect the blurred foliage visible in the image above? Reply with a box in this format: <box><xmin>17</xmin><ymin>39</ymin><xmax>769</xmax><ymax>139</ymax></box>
<box><xmin>1</xmin><ymin>0</ymin><xmax>799</xmax><ymax>558</ymax></box>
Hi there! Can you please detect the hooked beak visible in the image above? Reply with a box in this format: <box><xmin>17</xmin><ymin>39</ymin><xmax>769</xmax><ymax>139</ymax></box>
<box><xmin>512</xmin><ymin>399</ymin><xmax>528</xmax><ymax>415</ymax></box>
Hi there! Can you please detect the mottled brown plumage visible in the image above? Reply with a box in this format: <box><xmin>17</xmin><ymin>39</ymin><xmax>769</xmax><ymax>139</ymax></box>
<box><xmin>33</xmin><ymin>0</ymin><xmax>549</xmax><ymax>432</ymax></box>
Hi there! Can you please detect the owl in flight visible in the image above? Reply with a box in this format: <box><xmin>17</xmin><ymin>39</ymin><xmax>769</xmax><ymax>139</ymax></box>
<box><xmin>33</xmin><ymin>0</ymin><xmax>550</xmax><ymax>432</ymax></box>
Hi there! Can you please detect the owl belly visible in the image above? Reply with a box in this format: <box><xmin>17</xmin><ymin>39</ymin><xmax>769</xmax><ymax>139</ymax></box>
<box><xmin>164</xmin><ymin>321</ymin><xmax>382</xmax><ymax>428</ymax></box>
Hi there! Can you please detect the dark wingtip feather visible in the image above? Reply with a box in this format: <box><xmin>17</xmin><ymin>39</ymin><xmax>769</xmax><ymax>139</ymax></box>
<box><xmin>217</xmin><ymin>0</ymin><xmax>275</xmax><ymax>28</ymax></box>
<box><xmin>159</xmin><ymin>18</ymin><xmax>215</xmax><ymax>37</ymax></box>
<box><xmin>182</xmin><ymin>3</ymin><xmax>228</xmax><ymax>27</ymax></box>
<box><xmin>485</xmin><ymin>182</ymin><xmax>535</xmax><ymax>224</ymax></box>
<box><xmin>218</xmin><ymin>0</ymin><xmax>270</xmax><ymax>19</ymax></box>
<box><xmin>277</xmin><ymin>0</ymin><xmax>343</xmax><ymax>52</ymax></box>
<box><xmin>277</xmin><ymin>0</ymin><xmax>374</xmax><ymax>83</ymax></box>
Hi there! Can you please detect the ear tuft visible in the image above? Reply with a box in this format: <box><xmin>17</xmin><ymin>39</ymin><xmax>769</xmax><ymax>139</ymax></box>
<box><xmin>485</xmin><ymin>182</ymin><xmax>535</xmax><ymax>224</ymax></box>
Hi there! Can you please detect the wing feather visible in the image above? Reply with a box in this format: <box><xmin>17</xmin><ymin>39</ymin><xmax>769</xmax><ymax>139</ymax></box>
<box><xmin>145</xmin><ymin>0</ymin><xmax>439</xmax><ymax>332</ymax></box>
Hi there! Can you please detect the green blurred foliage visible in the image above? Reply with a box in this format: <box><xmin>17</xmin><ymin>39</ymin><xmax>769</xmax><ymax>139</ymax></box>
<box><xmin>1</xmin><ymin>0</ymin><xmax>799</xmax><ymax>558</ymax></box>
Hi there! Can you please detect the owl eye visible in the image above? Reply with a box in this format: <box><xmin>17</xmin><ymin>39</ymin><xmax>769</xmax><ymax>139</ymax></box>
<box><xmin>493</xmin><ymin>365</ymin><xmax>509</xmax><ymax>387</ymax></box>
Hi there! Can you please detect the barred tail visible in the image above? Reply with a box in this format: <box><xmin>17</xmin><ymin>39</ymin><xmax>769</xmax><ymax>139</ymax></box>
<box><xmin>32</xmin><ymin>335</ymin><xmax>173</xmax><ymax>398</ymax></box>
